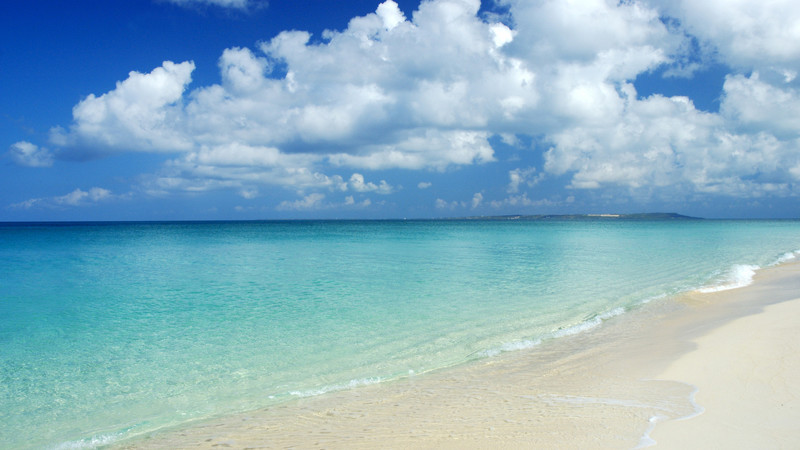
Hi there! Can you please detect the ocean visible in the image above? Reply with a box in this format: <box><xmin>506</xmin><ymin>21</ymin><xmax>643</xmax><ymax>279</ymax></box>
<box><xmin>2</xmin><ymin>218</ymin><xmax>799</xmax><ymax>448</ymax></box>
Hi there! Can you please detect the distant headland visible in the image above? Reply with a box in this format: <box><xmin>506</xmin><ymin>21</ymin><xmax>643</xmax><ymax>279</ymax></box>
<box><xmin>450</xmin><ymin>213</ymin><xmax>701</xmax><ymax>221</ymax></box>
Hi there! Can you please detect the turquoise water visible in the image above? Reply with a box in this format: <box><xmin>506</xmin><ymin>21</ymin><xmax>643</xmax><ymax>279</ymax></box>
<box><xmin>2</xmin><ymin>219</ymin><xmax>799</xmax><ymax>448</ymax></box>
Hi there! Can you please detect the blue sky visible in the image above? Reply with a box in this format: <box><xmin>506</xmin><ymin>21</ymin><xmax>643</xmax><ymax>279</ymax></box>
<box><xmin>2</xmin><ymin>0</ymin><xmax>799</xmax><ymax>220</ymax></box>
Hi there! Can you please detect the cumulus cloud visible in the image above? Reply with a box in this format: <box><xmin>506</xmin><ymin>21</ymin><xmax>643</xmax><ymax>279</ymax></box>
<box><xmin>327</xmin><ymin>130</ymin><xmax>495</xmax><ymax>171</ymax></box>
<box><xmin>52</xmin><ymin>61</ymin><xmax>195</xmax><ymax>154</ymax></box>
<box><xmin>651</xmin><ymin>0</ymin><xmax>800</xmax><ymax>73</ymax></box>
<box><xmin>505</xmin><ymin>0</ymin><xmax>674</xmax><ymax>66</ymax></box>
<box><xmin>277</xmin><ymin>193</ymin><xmax>325</xmax><ymax>211</ymax></box>
<box><xmin>139</xmin><ymin>142</ymin><xmax>332</xmax><ymax>196</ymax></box>
<box><xmin>26</xmin><ymin>0</ymin><xmax>800</xmax><ymax>207</ymax></box>
<box><xmin>348</xmin><ymin>173</ymin><xmax>394</xmax><ymax>194</ymax></box>
<box><xmin>11</xmin><ymin>187</ymin><xmax>114</xmax><ymax>209</ymax></box>
<box><xmin>58</xmin><ymin>187</ymin><xmax>113</xmax><ymax>205</ymax></box>
<box><xmin>435</xmin><ymin>198</ymin><xmax>460</xmax><ymax>210</ymax></box>
<box><xmin>489</xmin><ymin>193</ymin><xmax>556</xmax><ymax>209</ymax></box>
<box><xmin>720</xmin><ymin>73</ymin><xmax>800</xmax><ymax>138</ymax></box>
<box><xmin>507</xmin><ymin>167</ymin><xmax>541</xmax><ymax>193</ymax></box>
<box><xmin>437</xmin><ymin>191</ymin><xmax>559</xmax><ymax>211</ymax></box>
<box><xmin>471</xmin><ymin>192</ymin><xmax>483</xmax><ymax>209</ymax></box>
<box><xmin>239</xmin><ymin>188</ymin><xmax>258</xmax><ymax>199</ymax></box>
<box><xmin>344</xmin><ymin>195</ymin><xmax>372</xmax><ymax>208</ymax></box>
<box><xmin>543</xmin><ymin>84</ymin><xmax>800</xmax><ymax>197</ymax></box>
<box><xmin>49</xmin><ymin>1</ymin><xmax>511</xmax><ymax>168</ymax></box>
<box><xmin>276</xmin><ymin>192</ymin><xmax>373</xmax><ymax>211</ymax></box>
<box><xmin>7</xmin><ymin>141</ymin><xmax>54</xmax><ymax>167</ymax></box>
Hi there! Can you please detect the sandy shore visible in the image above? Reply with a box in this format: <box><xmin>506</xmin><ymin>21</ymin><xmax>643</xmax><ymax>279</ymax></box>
<box><xmin>118</xmin><ymin>263</ymin><xmax>800</xmax><ymax>449</ymax></box>
<box><xmin>650</xmin><ymin>297</ymin><xmax>800</xmax><ymax>447</ymax></box>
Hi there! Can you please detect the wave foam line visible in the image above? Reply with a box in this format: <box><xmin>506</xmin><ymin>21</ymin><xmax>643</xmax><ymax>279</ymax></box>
<box><xmin>552</xmin><ymin>307</ymin><xmax>627</xmax><ymax>339</ymax></box>
<box><xmin>51</xmin><ymin>431</ymin><xmax>125</xmax><ymax>450</ymax></box>
<box><xmin>289</xmin><ymin>377</ymin><xmax>383</xmax><ymax>398</ymax></box>
<box><xmin>483</xmin><ymin>307</ymin><xmax>627</xmax><ymax>358</ymax></box>
<box><xmin>481</xmin><ymin>338</ymin><xmax>543</xmax><ymax>357</ymax></box>
<box><xmin>697</xmin><ymin>264</ymin><xmax>759</xmax><ymax>293</ymax></box>
<box><xmin>696</xmin><ymin>249</ymin><xmax>800</xmax><ymax>295</ymax></box>
<box><xmin>636</xmin><ymin>383</ymin><xmax>704</xmax><ymax>448</ymax></box>
<box><xmin>775</xmin><ymin>250</ymin><xmax>800</xmax><ymax>265</ymax></box>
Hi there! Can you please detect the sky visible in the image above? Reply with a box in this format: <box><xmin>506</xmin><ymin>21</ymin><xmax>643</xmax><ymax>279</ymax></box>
<box><xmin>2</xmin><ymin>0</ymin><xmax>799</xmax><ymax>221</ymax></box>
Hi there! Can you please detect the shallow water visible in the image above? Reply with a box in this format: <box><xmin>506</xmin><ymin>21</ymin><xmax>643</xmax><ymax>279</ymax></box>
<box><xmin>2</xmin><ymin>219</ymin><xmax>799</xmax><ymax>448</ymax></box>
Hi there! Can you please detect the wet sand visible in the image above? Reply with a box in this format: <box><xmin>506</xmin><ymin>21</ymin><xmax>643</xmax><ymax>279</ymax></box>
<box><xmin>117</xmin><ymin>263</ymin><xmax>800</xmax><ymax>449</ymax></box>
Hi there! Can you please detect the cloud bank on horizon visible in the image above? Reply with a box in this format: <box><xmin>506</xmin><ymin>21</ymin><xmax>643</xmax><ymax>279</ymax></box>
<box><xmin>6</xmin><ymin>0</ymin><xmax>800</xmax><ymax>219</ymax></box>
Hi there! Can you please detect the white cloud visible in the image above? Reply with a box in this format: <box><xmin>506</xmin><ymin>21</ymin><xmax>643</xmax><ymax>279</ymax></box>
<box><xmin>277</xmin><ymin>192</ymin><xmax>375</xmax><ymax>211</ymax></box>
<box><xmin>417</xmin><ymin>181</ymin><xmax>432</xmax><ymax>189</ymax></box>
<box><xmin>49</xmin><ymin>0</ymin><xmax>511</xmax><ymax>172</ymax></box>
<box><xmin>376</xmin><ymin>0</ymin><xmax>405</xmax><ymax>31</ymax></box>
<box><xmin>239</xmin><ymin>188</ymin><xmax>258</xmax><ymax>199</ymax></box>
<box><xmin>542</xmin><ymin>85</ymin><xmax>800</xmax><ymax>197</ymax></box>
<box><xmin>328</xmin><ymin>130</ymin><xmax>495</xmax><ymax>171</ymax></box>
<box><xmin>344</xmin><ymin>195</ymin><xmax>372</xmax><ymax>208</ymax></box>
<box><xmin>144</xmin><ymin>157</ymin><xmax>343</xmax><ymax>197</ymax></box>
<box><xmin>720</xmin><ymin>73</ymin><xmax>800</xmax><ymax>138</ymax></box>
<box><xmin>435</xmin><ymin>197</ymin><xmax>471</xmax><ymax>210</ymax></box>
<box><xmin>507</xmin><ymin>167</ymin><xmax>541</xmax><ymax>193</ymax></box>
<box><xmin>11</xmin><ymin>187</ymin><xmax>114</xmax><ymax>209</ymax></box>
<box><xmin>489</xmin><ymin>193</ymin><xmax>556</xmax><ymax>208</ymax></box>
<box><xmin>56</xmin><ymin>187</ymin><xmax>112</xmax><ymax>206</ymax></box>
<box><xmin>435</xmin><ymin>198</ymin><xmax>456</xmax><ymax>210</ymax></box>
<box><xmin>490</xmin><ymin>23</ymin><xmax>515</xmax><ymax>48</ymax></box>
<box><xmin>471</xmin><ymin>192</ymin><xmax>483</xmax><ymax>209</ymax></box>
<box><xmin>219</xmin><ymin>47</ymin><xmax>269</xmax><ymax>94</ymax></box>
<box><xmin>7</xmin><ymin>141</ymin><xmax>53</xmax><ymax>167</ymax></box>
<box><xmin>277</xmin><ymin>193</ymin><xmax>325</xmax><ymax>211</ymax></box>
<box><xmin>27</xmin><ymin>0</ymin><xmax>800</xmax><ymax>205</ymax></box>
<box><xmin>348</xmin><ymin>173</ymin><xmax>394</xmax><ymax>194</ymax></box>
<box><xmin>651</xmin><ymin>0</ymin><xmax>800</xmax><ymax>74</ymax></box>
<box><xmin>437</xmin><ymin>190</ymin><xmax>561</xmax><ymax>211</ymax></box>
<box><xmin>139</xmin><ymin>143</ymin><xmax>338</xmax><ymax>196</ymax></box>
<box><xmin>52</xmin><ymin>61</ymin><xmax>195</xmax><ymax>154</ymax></box>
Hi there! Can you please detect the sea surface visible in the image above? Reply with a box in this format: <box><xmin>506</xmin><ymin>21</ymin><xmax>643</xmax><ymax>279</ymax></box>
<box><xmin>2</xmin><ymin>218</ymin><xmax>799</xmax><ymax>449</ymax></box>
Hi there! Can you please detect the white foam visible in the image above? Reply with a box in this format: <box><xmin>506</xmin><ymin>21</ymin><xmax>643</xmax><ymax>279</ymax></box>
<box><xmin>678</xmin><ymin>384</ymin><xmax>705</xmax><ymax>422</ymax></box>
<box><xmin>289</xmin><ymin>377</ymin><xmax>383</xmax><ymax>398</ymax></box>
<box><xmin>636</xmin><ymin>383</ymin><xmax>704</xmax><ymax>448</ymax></box>
<box><xmin>775</xmin><ymin>250</ymin><xmax>800</xmax><ymax>265</ymax></box>
<box><xmin>697</xmin><ymin>264</ymin><xmax>759</xmax><ymax>293</ymax></box>
<box><xmin>635</xmin><ymin>415</ymin><xmax>664</xmax><ymax>449</ymax></box>
<box><xmin>482</xmin><ymin>338</ymin><xmax>543</xmax><ymax>357</ymax></box>
<box><xmin>483</xmin><ymin>307</ymin><xmax>626</xmax><ymax>358</ymax></box>
<box><xmin>552</xmin><ymin>307</ymin><xmax>626</xmax><ymax>339</ymax></box>
<box><xmin>639</xmin><ymin>293</ymin><xmax>667</xmax><ymax>305</ymax></box>
<box><xmin>51</xmin><ymin>432</ymin><xmax>122</xmax><ymax>450</ymax></box>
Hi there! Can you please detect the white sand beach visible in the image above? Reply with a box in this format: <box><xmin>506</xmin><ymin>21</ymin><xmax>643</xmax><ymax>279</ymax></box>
<box><xmin>651</xmin><ymin>297</ymin><xmax>800</xmax><ymax>447</ymax></box>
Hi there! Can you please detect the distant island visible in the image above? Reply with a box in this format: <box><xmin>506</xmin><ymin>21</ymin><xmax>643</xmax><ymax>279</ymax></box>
<box><xmin>451</xmin><ymin>213</ymin><xmax>700</xmax><ymax>221</ymax></box>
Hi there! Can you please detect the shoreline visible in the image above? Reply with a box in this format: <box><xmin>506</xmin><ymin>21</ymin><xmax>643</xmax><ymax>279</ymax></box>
<box><xmin>649</xmin><ymin>265</ymin><xmax>800</xmax><ymax>448</ymax></box>
<box><xmin>116</xmin><ymin>262</ymin><xmax>800</xmax><ymax>449</ymax></box>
